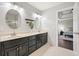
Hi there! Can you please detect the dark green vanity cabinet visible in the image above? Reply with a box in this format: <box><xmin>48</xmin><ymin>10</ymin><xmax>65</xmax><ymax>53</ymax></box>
<box><xmin>18</xmin><ymin>42</ymin><xmax>28</xmax><ymax>56</ymax></box>
<box><xmin>36</xmin><ymin>33</ymin><xmax>47</xmax><ymax>49</ymax></box>
<box><xmin>2</xmin><ymin>37</ymin><xmax>28</xmax><ymax>56</ymax></box>
<box><xmin>4</xmin><ymin>46</ymin><xmax>18</xmax><ymax>56</ymax></box>
<box><xmin>0</xmin><ymin>43</ymin><xmax>2</xmax><ymax>56</ymax></box>
<box><xmin>28</xmin><ymin>36</ymin><xmax>37</xmax><ymax>54</ymax></box>
<box><xmin>41</xmin><ymin>33</ymin><xmax>48</xmax><ymax>45</ymax></box>
<box><xmin>36</xmin><ymin>35</ymin><xmax>42</xmax><ymax>49</ymax></box>
<box><xmin>0</xmin><ymin>32</ymin><xmax>48</xmax><ymax>56</ymax></box>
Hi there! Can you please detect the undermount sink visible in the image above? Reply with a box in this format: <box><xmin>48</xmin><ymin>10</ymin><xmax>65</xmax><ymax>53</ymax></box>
<box><xmin>1</xmin><ymin>35</ymin><xmax>12</xmax><ymax>39</ymax></box>
<box><xmin>0</xmin><ymin>33</ymin><xmax>27</xmax><ymax>39</ymax></box>
<box><xmin>0</xmin><ymin>35</ymin><xmax>20</xmax><ymax>39</ymax></box>
<box><xmin>0</xmin><ymin>31</ymin><xmax>47</xmax><ymax>40</ymax></box>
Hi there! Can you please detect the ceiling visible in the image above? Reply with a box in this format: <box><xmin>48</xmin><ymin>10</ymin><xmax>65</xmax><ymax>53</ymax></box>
<box><xmin>28</xmin><ymin>2</ymin><xmax>63</xmax><ymax>11</ymax></box>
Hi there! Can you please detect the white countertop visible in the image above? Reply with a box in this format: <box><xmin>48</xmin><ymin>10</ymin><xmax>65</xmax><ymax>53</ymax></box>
<box><xmin>0</xmin><ymin>31</ymin><xmax>47</xmax><ymax>42</ymax></box>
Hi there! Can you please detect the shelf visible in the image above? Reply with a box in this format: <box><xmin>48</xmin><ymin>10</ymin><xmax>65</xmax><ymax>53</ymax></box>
<box><xmin>25</xmin><ymin>19</ymin><xmax>34</xmax><ymax>21</ymax></box>
<box><xmin>58</xmin><ymin>17</ymin><xmax>73</xmax><ymax>21</ymax></box>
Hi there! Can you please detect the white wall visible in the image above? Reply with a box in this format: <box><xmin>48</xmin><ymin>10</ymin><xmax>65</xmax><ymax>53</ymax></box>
<box><xmin>73</xmin><ymin>3</ymin><xmax>79</xmax><ymax>55</ymax></box>
<box><xmin>41</xmin><ymin>2</ymin><xmax>75</xmax><ymax>46</ymax></box>
<box><xmin>0</xmin><ymin>3</ymin><xmax>41</xmax><ymax>35</ymax></box>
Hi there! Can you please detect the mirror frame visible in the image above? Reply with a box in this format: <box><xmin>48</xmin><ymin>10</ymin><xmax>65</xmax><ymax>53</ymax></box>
<box><xmin>5</xmin><ymin>9</ymin><xmax>21</xmax><ymax>29</ymax></box>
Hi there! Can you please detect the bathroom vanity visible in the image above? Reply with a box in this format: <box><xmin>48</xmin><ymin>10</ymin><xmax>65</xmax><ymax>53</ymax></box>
<box><xmin>0</xmin><ymin>4</ymin><xmax>48</xmax><ymax>56</ymax></box>
<box><xmin>0</xmin><ymin>32</ymin><xmax>48</xmax><ymax>56</ymax></box>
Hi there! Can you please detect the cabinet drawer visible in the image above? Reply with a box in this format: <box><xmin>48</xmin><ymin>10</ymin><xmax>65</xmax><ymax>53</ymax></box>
<box><xmin>3</xmin><ymin>38</ymin><xmax>28</xmax><ymax>49</ymax></box>
<box><xmin>29</xmin><ymin>36</ymin><xmax>36</xmax><ymax>41</ymax></box>
<box><xmin>39</xmin><ymin>33</ymin><xmax>47</xmax><ymax>37</ymax></box>
<box><xmin>3</xmin><ymin>40</ymin><xmax>19</xmax><ymax>49</ymax></box>
<box><xmin>29</xmin><ymin>45</ymin><xmax>36</xmax><ymax>54</ymax></box>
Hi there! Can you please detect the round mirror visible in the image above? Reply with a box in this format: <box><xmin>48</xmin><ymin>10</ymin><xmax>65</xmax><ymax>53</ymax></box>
<box><xmin>6</xmin><ymin>9</ymin><xmax>21</xmax><ymax>29</ymax></box>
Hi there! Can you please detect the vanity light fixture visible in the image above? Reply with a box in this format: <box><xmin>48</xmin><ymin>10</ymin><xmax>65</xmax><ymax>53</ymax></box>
<box><xmin>32</xmin><ymin>13</ymin><xmax>42</xmax><ymax>20</ymax></box>
<box><xmin>19</xmin><ymin>7</ymin><xmax>24</xmax><ymax>12</ymax></box>
<box><xmin>14</xmin><ymin>5</ymin><xmax>18</xmax><ymax>9</ymax></box>
<box><xmin>32</xmin><ymin>13</ymin><xmax>38</xmax><ymax>19</ymax></box>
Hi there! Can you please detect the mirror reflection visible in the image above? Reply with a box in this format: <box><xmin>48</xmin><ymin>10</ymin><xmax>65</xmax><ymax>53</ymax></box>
<box><xmin>6</xmin><ymin>9</ymin><xmax>20</xmax><ymax>29</ymax></box>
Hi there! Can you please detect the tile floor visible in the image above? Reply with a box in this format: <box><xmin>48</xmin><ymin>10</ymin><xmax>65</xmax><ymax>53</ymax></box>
<box><xmin>30</xmin><ymin>43</ymin><xmax>74</xmax><ymax>56</ymax></box>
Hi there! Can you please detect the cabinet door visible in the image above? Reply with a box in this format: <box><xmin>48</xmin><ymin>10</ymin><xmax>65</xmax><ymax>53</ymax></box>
<box><xmin>18</xmin><ymin>42</ymin><xmax>28</xmax><ymax>56</ymax></box>
<box><xmin>0</xmin><ymin>43</ymin><xmax>2</xmax><ymax>56</ymax></box>
<box><xmin>36</xmin><ymin>35</ymin><xmax>42</xmax><ymax>48</ymax></box>
<box><xmin>36</xmin><ymin>33</ymin><xmax>48</xmax><ymax>48</ymax></box>
<box><xmin>28</xmin><ymin>45</ymin><xmax>36</xmax><ymax>54</ymax></box>
<box><xmin>4</xmin><ymin>46</ymin><xmax>18</xmax><ymax>56</ymax></box>
<box><xmin>28</xmin><ymin>36</ymin><xmax>36</xmax><ymax>47</ymax></box>
<box><xmin>41</xmin><ymin>33</ymin><xmax>48</xmax><ymax>45</ymax></box>
<box><xmin>0</xmin><ymin>47</ymin><xmax>2</xmax><ymax>56</ymax></box>
<box><xmin>37</xmin><ymin>41</ymin><xmax>42</xmax><ymax>48</ymax></box>
<box><xmin>28</xmin><ymin>36</ymin><xmax>37</xmax><ymax>55</ymax></box>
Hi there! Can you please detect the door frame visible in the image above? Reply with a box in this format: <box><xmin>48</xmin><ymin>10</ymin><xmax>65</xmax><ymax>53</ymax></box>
<box><xmin>56</xmin><ymin>7</ymin><xmax>74</xmax><ymax>50</ymax></box>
